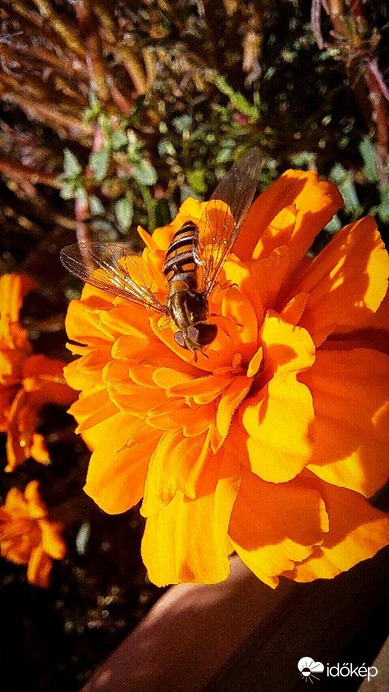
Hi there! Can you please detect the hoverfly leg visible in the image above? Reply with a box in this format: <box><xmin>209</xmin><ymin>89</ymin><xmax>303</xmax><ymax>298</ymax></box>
<box><xmin>209</xmin><ymin>312</ymin><xmax>243</xmax><ymax>328</ymax></box>
<box><xmin>214</xmin><ymin>279</ymin><xmax>238</xmax><ymax>294</ymax></box>
<box><xmin>157</xmin><ymin>317</ymin><xmax>170</xmax><ymax>331</ymax></box>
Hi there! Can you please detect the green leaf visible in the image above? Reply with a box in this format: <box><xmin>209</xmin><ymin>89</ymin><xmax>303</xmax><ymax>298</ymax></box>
<box><xmin>63</xmin><ymin>149</ymin><xmax>82</xmax><ymax>177</ymax></box>
<box><xmin>187</xmin><ymin>169</ymin><xmax>207</xmax><ymax>193</ymax></box>
<box><xmin>115</xmin><ymin>196</ymin><xmax>134</xmax><ymax>232</ymax></box>
<box><xmin>111</xmin><ymin>130</ymin><xmax>129</xmax><ymax>151</ymax></box>
<box><xmin>291</xmin><ymin>151</ymin><xmax>316</xmax><ymax>167</ymax></box>
<box><xmin>216</xmin><ymin>147</ymin><xmax>233</xmax><ymax>164</ymax></box>
<box><xmin>83</xmin><ymin>92</ymin><xmax>101</xmax><ymax>122</ymax></box>
<box><xmin>89</xmin><ymin>195</ymin><xmax>106</xmax><ymax>216</ymax></box>
<box><xmin>59</xmin><ymin>181</ymin><xmax>76</xmax><ymax>200</ymax></box>
<box><xmin>329</xmin><ymin>164</ymin><xmax>362</xmax><ymax>217</ymax></box>
<box><xmin>172</xmin><ymin>114</ymin><xmax>192</xmax><ymax>133</ymax></box>
<box><xmin>158</xmin><ymin>139</ymin><xmax>176</xmax><ymax>157</ymax></box>
<box><xmin>75</xmin><ymin>187</ymin><xmax>88</xmax><ymax>208</ymax></box>
<box><xmin>324</xmin><ymin>214</ymin><xmax>342</xmax><ymax>233</ymax></box>
<box><xmin>127</xmin><ymin>130</ymin><xmax>141</xmax><ymax>158</ymax></box>
<box><xmin>132</xmin><ymin>158</ymin><xmax>157</xmax><ymax>186</ymax></box>
<box><xmin>377</xmin><ymin>183</ymin><xmax>389</xmax><ymax>223</ymax></box>
<box><xmin>214</xmin><ymin>75</ymin><xmax>260</xmax><ymax>122</ymax></box>
<box><xmin>89</xmin><ymin>149</ymin><xmax>110</xmax><ymax>182</ymax></box>
<box><xmin>75</xmin><ymin>522</ymin><xmax>90</xmax><ymax>555</ymax></box>
<box><xmin>360</xmin><ymin>137</ymin><xmax>378</xmax><ymax>183</ymax></box>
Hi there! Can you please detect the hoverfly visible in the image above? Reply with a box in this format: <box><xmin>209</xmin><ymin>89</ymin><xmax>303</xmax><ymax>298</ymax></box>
<box><xmin>60</xmin><ymin>148</ymin><xmax>262</xmax><ymax>356</ymax></box>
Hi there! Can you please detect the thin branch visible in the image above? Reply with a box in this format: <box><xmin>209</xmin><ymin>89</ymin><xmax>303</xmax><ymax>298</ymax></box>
<box><xmin>0</xmin><ymin>157</ymin><xmax>61</xmax><ymax>188</ymax></box>
<box><xmin>31</xmin><ymin>0</ymin><xmax>85</xmax><ymax>58</ymax></box>
<box><xmin>75</xmin><ymin>0</ymin><xmax>110</xmax><ymax>103</ymax></box>
<box><xmin>0</xmin><ymin>88</ymin><xmax>92</xmax><ymax>140</ymax></box>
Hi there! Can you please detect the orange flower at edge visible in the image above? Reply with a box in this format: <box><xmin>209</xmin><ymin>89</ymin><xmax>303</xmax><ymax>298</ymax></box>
<box><xmin>0</xmin><ymin>481</ymin><xmax>67</xmax><ymax>588</ymax></box>
<box><xmin>64</xmin><ymin>169</ymin><xmax>389</xmax><ymax>587</ymax></box>
<box><xmin>0</xmin><ymin>273</ymin><xmax>75</xmax><ymax>471</ymax></box>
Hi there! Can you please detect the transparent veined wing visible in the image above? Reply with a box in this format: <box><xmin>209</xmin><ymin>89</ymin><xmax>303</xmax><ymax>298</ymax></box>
<box><xmin>197</xmin><ymin>147</ymin><xmax>262</xmax><ymax>295</ymax></box>
<box><xmin>60</xmin><ymin>242</ymin><xmax>167</xmax><ymax>314</ymax></box>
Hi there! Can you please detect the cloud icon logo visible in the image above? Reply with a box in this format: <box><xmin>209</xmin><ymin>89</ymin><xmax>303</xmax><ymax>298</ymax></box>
<box><xmin>298</xmin><ymin>657</ymin><xmax>324</xmax><ymax>682</ymax></box>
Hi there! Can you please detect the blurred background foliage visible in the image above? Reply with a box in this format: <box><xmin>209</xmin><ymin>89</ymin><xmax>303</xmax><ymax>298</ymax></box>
<box><xmin>0</xmin><ymin>1</ymin><xmax>388</xmax><ymax>690</ymax></box>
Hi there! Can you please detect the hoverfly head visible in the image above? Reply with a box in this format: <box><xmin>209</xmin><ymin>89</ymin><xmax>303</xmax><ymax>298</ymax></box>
<box><xmin>187</xmin><ymin>322</ymin><xmax>218</xmax><ymax>347</ymax></box>
<box><xmin>174</xmin><ymin>330</ymin><xmax>190</xmax><ymax>349</ymax></box>
<box><xmin>173</xmin><ymin>322</ymin><xmax>218</xmax><ymax>353</ymax></box>
<box><xmin>174</xmin><ymin>322</ymin><xmax>217</xmax><ymax>361</ymax></box>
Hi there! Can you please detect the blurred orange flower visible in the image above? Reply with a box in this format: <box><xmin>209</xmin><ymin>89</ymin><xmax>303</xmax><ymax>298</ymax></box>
<box><xmin>64</xmin><ymin>169</ymin><xmax>389</xmax><ymax>587</ymax></box>
<box><xmin>0</xmin><ymin>273</ymin><xmax>75</xmax><ymax>471</ymax></box>
<box><xmin>0</xmin><ymin>481</ymin><xmax>67</xmax><ymax>588</ymax></box>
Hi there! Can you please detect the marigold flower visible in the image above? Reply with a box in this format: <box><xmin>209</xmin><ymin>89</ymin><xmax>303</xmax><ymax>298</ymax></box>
<box><xmin>64</xmin><ymin>169</ymin><xmax>389</xmax><ymax>587</ymax></box>
<box><xmin>0</xmin><ymin>273</ymin><xmax>75</xmax><ymax>471</ymax></box>
<box><xmin>0</xmin><ymin>481</ymin><xmax>67</xmax><ymax>588</ymax></box>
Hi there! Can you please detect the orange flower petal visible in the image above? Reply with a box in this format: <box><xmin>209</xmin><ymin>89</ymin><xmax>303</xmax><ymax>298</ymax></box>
<box><xmin>2</xmin><ymin>487</ymin><xmax>27</xmax><ymax>517</ymax></box>
<box><xmin>247</xmin><ymin>346</ymin><xmax>263</xmax><ymax>377</ymax></box>
<box><xmin>288</xmin><ymin>216</ymin><xmax>389</xmax><ymax>345</ymax></box>
<box><xmin>150</xmin><ymin>197</ymin><xmax>206</xmax><ymax>251</ymax></box>
<box><xmin>302</xmin><ymin>348</ymin><xmax>389</xmax><ymax>497</ymax></box>
<box><xmin>260</xmin><ymin>312</ymin><xmax>316</xmax><ymax>374</ymax></box>
<box><xmin>4</xmin><ymin>353</ymin><xmax>75</xmax><ymax>471</ymax></box>
<box><xmin>141</xmin><ymin>429</ymin><xmax>213</xmax><ymax>516</ymax></box>
<box><xmin>110</xmin><ymin>334</ymin><xmax>154</xmax><ymax>361</ymax></box>
<box><xmin>147</xmin><ymin>401</ymin><xmax>214</xmax><ymax>436</ymax></box>
<box><xmin>40</xmin><ymin>521</ymin><xmax>67</xmax><ymax>560</ymax></box>
<box><xmin>99</xmin><ymin>303</ymin><xmax>153</xmax><ymax>340</ymax></box>
<box><xmin>84</xmin><ymin>413</ymin><xmax>155</xmax><ymax>513</ymax></box>
<box><xmin>30</xmin><ymin>434</ymin><xmax>50</xmax><ymax>465</ymax></box>
<box><xmin>234</xmin><ymin>170</ymin><xmax>342</xmax><ymax>271</ymax></box>
<box><xmin>27</xmin><ymin>544</ymin><xmax>52</xmax><ymax>588</ymax></box>
<box><xmin>166</xmin><ymin>372</ymin><xmax>232</xmax><ymax>402</ymax></box>
<box><xmin>65</xmin><ymin>297</ymin><xmax>116</xmax><ymax>345</ymax></box>
<box><xmin>152</xmin><ymin>366</ymin><xmax>195</xmax><ymax>390</ymax></box>
<box><xmin>0</xmin><ymin>348</ymin><xmax>31</xmax><ymax>384</ymax></box>
<box><xmin>243</xmin><ymin>248</ymin><xmax>290</xmax><ymax>316</ymax></box>
<box><xmin>213</xmin><ymin>376</ymin><xmax>251</xmax><ymax>451</ymax></box>
<box><xmin>137</xmin><ymin>224</ymin><xmax>158</xmax><ymax>251</ymax></box>
<box><xmin>324</xmin><ymin>281</ymin><xmax>389</xmax><ymax>356</ymax></box>
<box><xmin>141</xmin><ymin>452</ymin><xmax>240</xmax><ymax>585</ymax></box>
<box><xmin>22</xmin><ymin>354</ymin><xmax>75</xmax><ymax>407</ymax></box>
<box><xmin>216</xmin><ymin>282</ymin><xmax>259</xmax><ymax>359</ymax></box>
<box><xmin>243</xmin><ymin>372</ymin><xmax>314</xmax><ymax>482</ymax></box>
<box><xmin>1</xmin><ymin>273</ymin><xmax>36</xmax><ymax>317</ymax></box>
<box><xmin>69</xmin><ymin>386</ymin><xmax>118</xmax><ymax>432</ymax></box>
<box><xmin>281</xmin><ymin>292</ymin><xmax>309</xmax><ymax>325</ymax></box>
<box><xmin>5</xmin><ymin>388</ymin><xmax>38</xmax><ymax>471</ymax></box>
<box><xmin>24</xmin><ymin>481</ymin><xmax>47</xmax><ymax>519</ymax></box>
<box><xmin>107</xmin><ymin>380</ymin><xmax>167</xmax><ymax>415</ymax></box>
<box><xmin>283</xmin><ymin>478</ymin><xmax>389</xmax><ymax>582</ymax></box>
<box><xmin>64</xmin><ymin>345</ymin><xmax>112</xmax><ymax>391</ymax></box>
<box><xmin>128</xmin><ymin>363</ymin><xmax>164</xmax><ymax>388</ymax></box>
<box><xmin>241</xmin><ymin>315</ymin><xmax>315</xmax><ymax>482</ymax></box>
<box><xmin>229</xmin><ymin>471</ymin><xmax>328</xmax><ymax>587</ymax></box>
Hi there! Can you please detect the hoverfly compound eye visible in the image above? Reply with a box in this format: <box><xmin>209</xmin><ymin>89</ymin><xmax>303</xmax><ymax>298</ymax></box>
<box><xmin>174</xmin><ymin>330</ymin><xmax>189</xmax><ymax>349</ymax></box>
<box><xmin>186</xmin><ymin>325</ymin><xmax>200</xmax><ymax>342</ymax></box>
<box><xmin>188</xmin><ymin>323</ymin><xmax>218</xmax><ymax>346</ymax></box>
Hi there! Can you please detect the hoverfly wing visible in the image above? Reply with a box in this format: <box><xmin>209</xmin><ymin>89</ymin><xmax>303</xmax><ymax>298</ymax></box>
<box><xmin>60</xmin><ymin>242</ymin><xmax>167</xmax><ymax>314</ymax></box>
<box><xmin>198</xmin><ymin>147</ymin><xmax>262</xmax><ymax>295</ymax></box>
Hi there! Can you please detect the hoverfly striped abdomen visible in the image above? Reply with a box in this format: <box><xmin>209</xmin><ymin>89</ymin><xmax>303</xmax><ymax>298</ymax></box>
<box><xmin>163</xmin><ymin>221</ymin><xmax>199</xmax><ymax>289</ymax></box>
<box><xmin>163</xmin><ymin>220</ymin><xmax>216</xmax><ymax>354</ymax></box>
